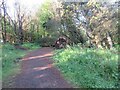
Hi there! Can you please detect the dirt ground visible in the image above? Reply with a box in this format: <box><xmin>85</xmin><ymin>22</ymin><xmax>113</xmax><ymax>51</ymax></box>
<box><xmin>3</xmin><ymin>47</ymin><xmax>73</xmax><ymax>88</ymax></box>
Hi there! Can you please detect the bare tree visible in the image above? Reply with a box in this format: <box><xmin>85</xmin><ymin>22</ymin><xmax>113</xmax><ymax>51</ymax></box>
<box><xmin>1</xmin><ymin>0</ymin><xmax>7</xmax><ymax>43</ymax></box>
<box><xmin>0</xmin><ymin>3</ymin><xmax>2</xmax><ymax>42</ymax></box>
<box><xmin>14</xmin><ymin>1</ymin><xmax>25</xmax><ymax>44</ymax></box>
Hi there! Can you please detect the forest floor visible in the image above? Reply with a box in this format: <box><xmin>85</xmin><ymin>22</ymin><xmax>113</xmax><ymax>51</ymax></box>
<box><xmin>3</xmin><ymin>47</ymin><xmax>73</xmax><ymax>88</ymax></box>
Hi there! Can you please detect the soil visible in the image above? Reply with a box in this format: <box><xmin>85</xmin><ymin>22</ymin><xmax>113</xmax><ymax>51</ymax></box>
<box><xmin>3</xmin><ymin>47</ymin><xmax>73</xmax><ymax>88</ymax></box>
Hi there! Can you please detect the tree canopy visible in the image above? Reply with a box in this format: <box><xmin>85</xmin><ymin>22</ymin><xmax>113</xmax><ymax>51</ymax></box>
<box><xmin>0</xmin><ymin>0</ymin><xmax>119</xmax><ymax>48</ymax></box>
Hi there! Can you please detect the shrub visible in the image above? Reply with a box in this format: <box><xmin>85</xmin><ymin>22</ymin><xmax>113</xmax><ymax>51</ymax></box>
<box><xmin>22</xmin><ymin>42</ymin><xmax>40</xmax><ymax>50</ymax></box>
<box><xmin>39</xmin><ymin>37</ymin><xmax>56</xmax><ymax>47</ymax></box>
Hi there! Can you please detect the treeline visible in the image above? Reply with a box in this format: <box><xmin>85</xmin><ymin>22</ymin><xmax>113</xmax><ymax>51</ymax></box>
<box><xmin>0</xmin><ymin>0</ymin><xmax>44</xmax><ymax>45</ymax></box>
<box><xmin>0</xmin><ymin>0</ymin><xmax>119</xmax><ymax>49</ymax></box>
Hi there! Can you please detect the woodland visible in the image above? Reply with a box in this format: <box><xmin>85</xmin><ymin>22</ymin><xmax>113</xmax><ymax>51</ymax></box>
<box><xmin>0</xmin><ymin>0</ymin><xmax>119</xmax><ymax>88</ymax></box>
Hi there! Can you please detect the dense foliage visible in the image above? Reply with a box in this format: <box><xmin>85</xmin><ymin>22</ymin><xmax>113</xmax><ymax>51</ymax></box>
<box><xmin>51</xmin><ymin>1</ymin><xmax>118</xmax><ymax>49</ymax></box>
<box><xmin>0</xmin><ymin>0</ymin><xmax>119</xmax><ymax>48</ymax></box>
<box><xmin>53</xmin><ymin>45</ymin><xmax>119</xmax><ymax>88</ymax></box>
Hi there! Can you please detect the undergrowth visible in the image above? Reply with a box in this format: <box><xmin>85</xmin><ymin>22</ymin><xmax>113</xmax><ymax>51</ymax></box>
<box><xmin>2</xmin><ymin>43</ymin><xmax>25</xmax><ymax>80</ymax></box>
<box><xmin>2</xmin><ymin>43</ymin><xmax>40</xmax><ymax>80</ymax></box>
<box><xmin>53</xmin><ymin>45</ymin><xmax>119</xmax><ymax>88</ymax></box>
<box><xmin>22</xmin><ymin>42</ymin><xmax>40</xmax><ymax>50</ymax></box>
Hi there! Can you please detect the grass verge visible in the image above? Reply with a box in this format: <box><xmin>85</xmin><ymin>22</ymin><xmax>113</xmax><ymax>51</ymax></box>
<box><xmin>2</xmin><ymin>43</ymin><xmax>40</xmax><ymax>81</ymax></box>
<box><xmin>22</xmin><ymin>42</ymin><xmax>40</xmax><ymax>50</ymax></box>
<box><xmin>53</xmin><ymin>45</ymin><xmax>119</xmax><ymax>88</ymax></box>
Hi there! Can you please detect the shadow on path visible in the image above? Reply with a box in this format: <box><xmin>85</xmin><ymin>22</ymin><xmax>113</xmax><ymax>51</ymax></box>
<box><xmin>5</xmin><ymin>47</ymin><xmax>72</xmax><ymax>88</ymax></box>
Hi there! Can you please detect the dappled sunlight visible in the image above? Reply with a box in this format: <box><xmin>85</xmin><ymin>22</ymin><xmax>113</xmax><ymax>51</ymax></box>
<box><xmin>1</xmin><ymin>0</ymin><xmax>119</xmax><ymax>88</ymax></box>
<box><xmin>35</xmin><ymin>74</ymin><xmax>45</xmax><ymax>79</ymax></box>
<box><xmin>22</xmin><ymin>53</ymin><xmax>53</xmax><ymax>61</ymax></box>
<box><xmin>53</xmin><ymin>46</ymin><xmax>119</xmax><ymax>88</ymax></box>
<box><xmin>33</xmin><ymin>64</ymin><xmax>53</xmax><ymax>71</ymax></box>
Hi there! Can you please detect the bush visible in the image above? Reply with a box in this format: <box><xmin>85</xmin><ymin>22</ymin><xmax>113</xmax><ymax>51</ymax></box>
<box><xmin>22</xmin><ymin>42</ymin><xmax>40</xmax><ymax>50</ymax></box>
<box><xmin>53</xmin><ymin>46</ymin><xmax>119</xmax><ymax>88</ymax></box>
<box><xmin>39</xmin><ymin>37</ymin><xmax>56</xmax><ymax>47</ymax></box>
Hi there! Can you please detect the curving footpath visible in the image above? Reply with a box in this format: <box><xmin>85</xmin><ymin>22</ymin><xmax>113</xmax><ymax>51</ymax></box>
<box><xmin>6</xmin><ymin>47</ymin><xmax>73</xmax><ymax>88</ymax></box>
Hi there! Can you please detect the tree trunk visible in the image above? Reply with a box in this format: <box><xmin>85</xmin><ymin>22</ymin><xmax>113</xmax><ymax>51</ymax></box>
<box><xmin>106</xmin><ymin>32</ymin><xmax>113</xmax><ymax>49</ymax></box>
<box><xmin>2</xmin><ymin>0</ymin><xmax>6</xmax><ymax>43</ymax></box>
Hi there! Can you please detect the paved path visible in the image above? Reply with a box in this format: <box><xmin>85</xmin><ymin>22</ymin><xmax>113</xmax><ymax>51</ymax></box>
<box><xmin>9</xmin><ymin>47</ymin><xmax>72</xmax><ymax>88</ymax></box>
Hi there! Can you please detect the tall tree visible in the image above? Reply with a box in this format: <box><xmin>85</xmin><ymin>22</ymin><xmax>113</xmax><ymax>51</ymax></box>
<box><xmin>54</xmin><ymin>0</ymin><xmax>118</xmax><ymax>49</ymax></box>
<box><xmin>1</xmin><ymin>0</ymin><xmax>7</xmax><ymax>43</ymax></box>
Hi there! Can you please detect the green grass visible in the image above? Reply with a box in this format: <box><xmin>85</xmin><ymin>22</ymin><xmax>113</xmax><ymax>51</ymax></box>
<box><xmin>2</xmin><ymin>44</ymin><xmax>26</xmax><ymax>80</ymax></box>
<box><xmin>2</xmin><ymin>43</ymin><xmax>40</xmax><ymax>80</ymax></box>
<box><xmin>53</xmin><ymin>45</ymin><xmax>119</xmax><ymax>88</ymax></box>
<box><xmin>22</xmin><ymin>42</ymin><xmax>40</xmax><ymax>50</ymax></box>
<box><xmin>0</xmin><ymin>45</ymin><xmax>2</xmax><ymax>80</ymax></box>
